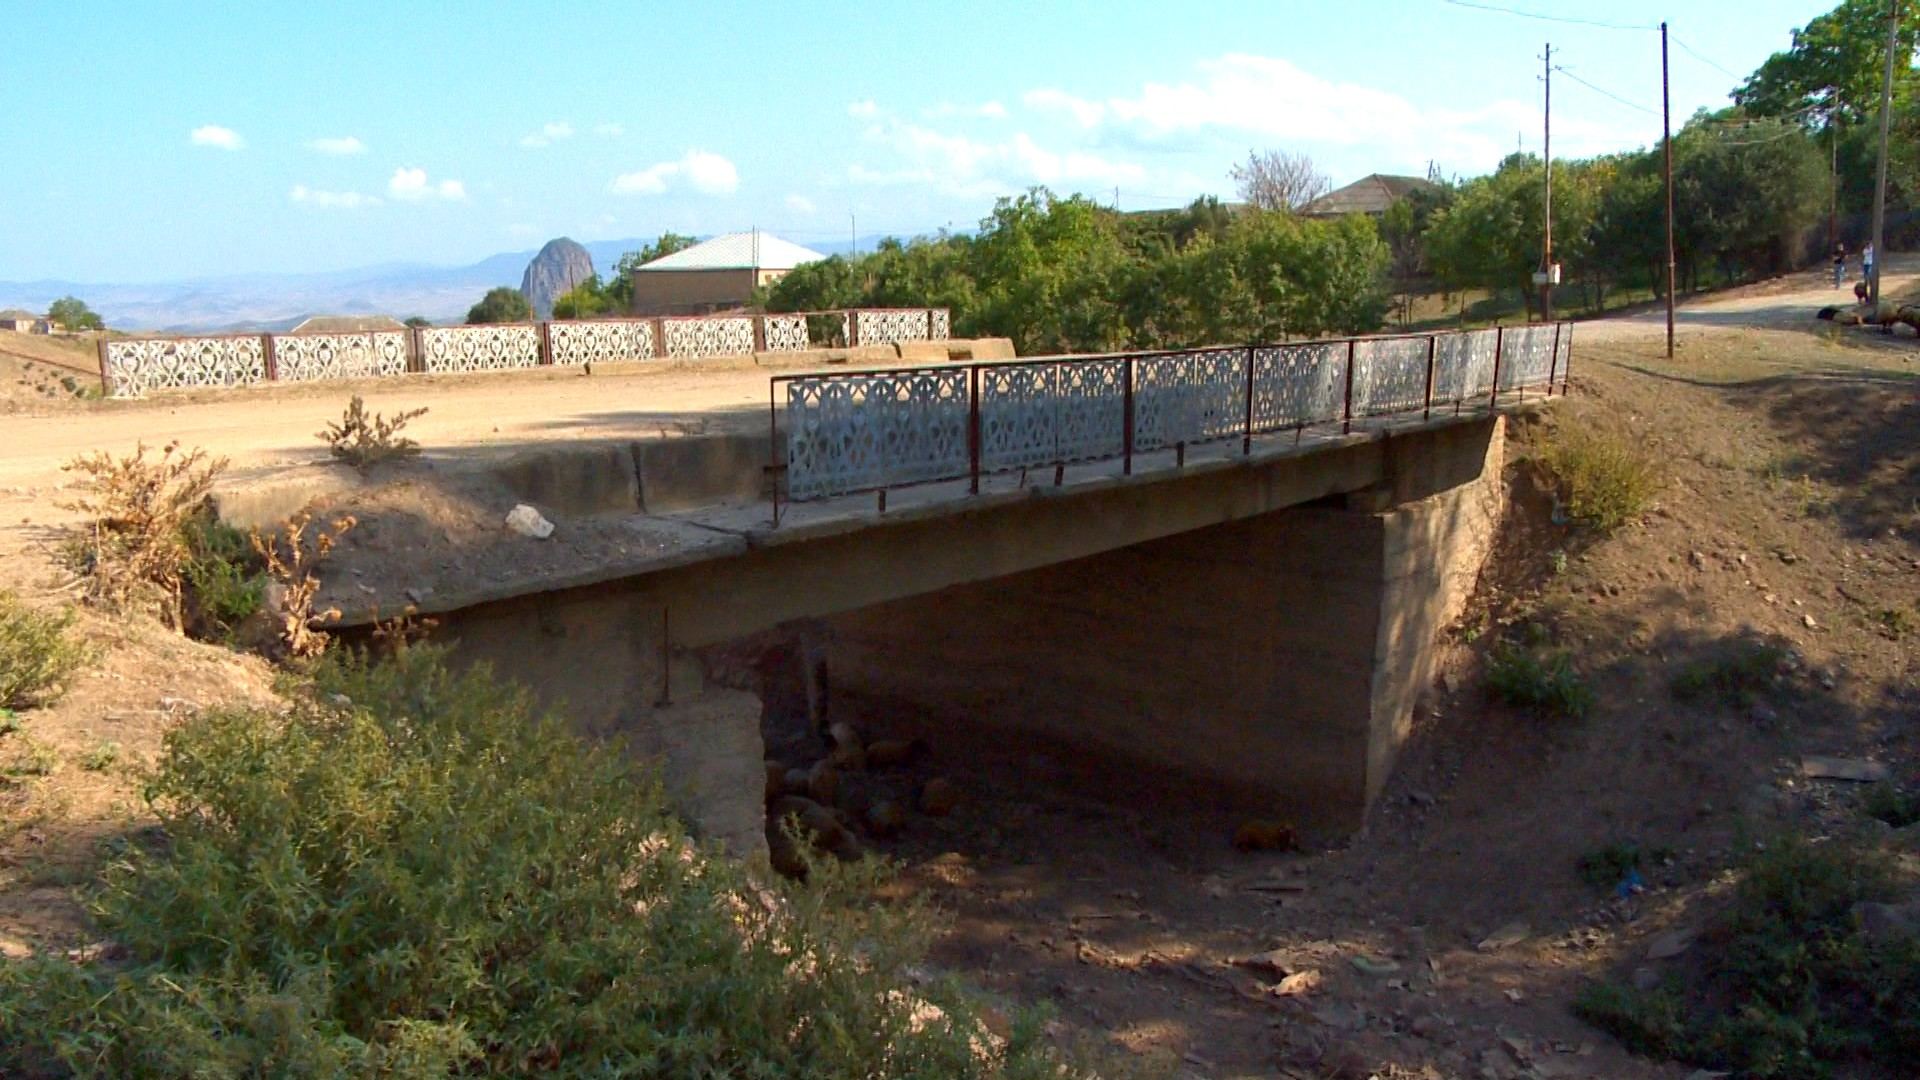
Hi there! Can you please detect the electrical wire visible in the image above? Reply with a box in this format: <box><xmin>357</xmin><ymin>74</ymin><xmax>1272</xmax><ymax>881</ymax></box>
<box><xmin>1555</xmin><ymin>66</ymin><xmax>1660</xmax><ymax>115</ymax></box>
<box><xmin>1438</xmin><ymin>0</ymin><xmax>1656</xmax><ymax>31</ymax></box>
<box><xmin>1670</xmin><ymin>34</ymin><xmax>1743</xmax><ymax>80</ymax></box>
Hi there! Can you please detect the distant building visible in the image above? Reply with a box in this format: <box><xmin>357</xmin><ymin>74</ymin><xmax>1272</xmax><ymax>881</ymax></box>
<box><xmin>1299</xmin><ymin>174</ymin><xmax>1438</xmax><ymax>219</ymax></box>
<box><xmin>0</xmin><ymin>309</ymin><xmax>49</xmax><ymax>334</ymax></box>
<box><xmin>290</xmin><ymin>314</ymin><xmax>407</xmax><ymax>334</ymax></box>
<box><xmin>629</xmin><ymin>231</ymin><xmax>826</xmax><ymax>316</ymax></box>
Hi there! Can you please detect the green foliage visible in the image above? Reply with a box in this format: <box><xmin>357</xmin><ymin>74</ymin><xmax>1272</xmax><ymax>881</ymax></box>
<box><xmin>1735</xmin><ymin>0</ymin><xmax>1920</xmax><ymax>126</ymax></box>
<box><xmin>1578</xmin><ymin>842</ymin><xmax>1671</xmax><ymax>889</ymax></box>
<box><xmin>0</xmin><ymin>646</ymin><xmax>1083</xmax><ymax>1079</ymax></box>
<box><xmin>80</xmin><ymin>741</ymin><xmax>119</xmax><ymax>772</ymax></box>
<box><xmin>604</xmin><ymin>233</ymin><xmax>697</xmax><ymax>309</ymax></box>
<box><xmin>1486</xmin><ymin>640</ymin><xmax>1593</xmax><ymax>720</ymax></box>
<box><xmin>764</xmin><ymin>188</ymin><xmax>1389</xmax><ymax>354</ymax></box>
<box><xmin>464</xmin><ymin>286</ymin><xmax>532</xmax><ymax>325</ymax></box>
<box><xmin>1670</xmin><ymin>639</ymin><xmax>1789</xmax><ymax>708</ymax></box>
<box><xmin>1534</xmin><ymin>421</ymin><xmax>1663</xmax><ymax>533</ymax></box>
<box><xmin>179</xmin><ymin>513</ymin><xmax>266</xmax><ymax>640</ymax></box>
<box><xmin>44</xmin><ymin>296</ymin><xmax>104</xmax><ymax>332</ymax></box>
<box><xmin>1577</xmin><ymin>838</ymin><xmax>1920</xmax><ymax>1077</ymax></box>
<box><xmin>403</xmin><ymin>316</ymin><xmax>432</xmax><ymax>329</ymax></box>
<box><xmin>1861</xmin><ymin>783</ymin><xmax>1920</xmax><ymax>828</ymax></box>
<box><xmin>0</xmin><ymin>593</ymin><xmax>85</xmax><ymax>711</ymax></box>
<box><xmin>550</xmin><ymin>273</ymin><xmax>614</xmax><ymax>319</ymax></box>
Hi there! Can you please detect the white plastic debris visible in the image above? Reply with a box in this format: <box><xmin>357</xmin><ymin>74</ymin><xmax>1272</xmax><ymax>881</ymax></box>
<box><xmin>504</xmin><ymin>504</ymin><xmax>555</xmax><ymax>540</ymax></box>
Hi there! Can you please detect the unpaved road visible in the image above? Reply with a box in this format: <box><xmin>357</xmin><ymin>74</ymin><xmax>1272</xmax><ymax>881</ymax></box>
<box><xmin>1578</xmin><ymin>252</ymin><xmax>1920</xmax><ymax>342</ymax></box>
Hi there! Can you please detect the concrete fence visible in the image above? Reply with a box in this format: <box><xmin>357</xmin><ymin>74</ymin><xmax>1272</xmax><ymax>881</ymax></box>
<box><xmin>776</xmin><ymin>323</ymin><xmax>1570</xmax><ymax>504</ymax></box>
<box><xmin>97</xmin><ymin>307</ymin><xmax>951</xmax><ymax>398</ymax></box>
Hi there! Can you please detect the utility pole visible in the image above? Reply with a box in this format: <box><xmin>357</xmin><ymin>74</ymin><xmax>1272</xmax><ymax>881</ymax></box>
<box><xmin>1541</xmin><ymin>43</ymin><xmax>1555</xmax><ymax>322</ymax></box>
<box><xmin>1870</xmin><ymin>1</ymin><xmax>1899</xmax><ymax>307</ymax></box>
<box><xmin>850</xmin><ymin>212</ymin><xmax>857</xmax><ymax>258</ymax></box>
<box><xmin>1662</xmin><ymin>22</ymin><xmax>1676</xmax><ymax>358</ymax></box>
<box><xmin>1830</xmin><ymin>106</ymin><xmax>1841</xmax><ymax>255</ymax></box>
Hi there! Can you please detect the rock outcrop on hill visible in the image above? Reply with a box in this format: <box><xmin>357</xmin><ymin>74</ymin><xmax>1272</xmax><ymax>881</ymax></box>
<box><xmin>520</xmin><ymin>238</ymin><xmax>595</xmax><ymax>320</ymax></box>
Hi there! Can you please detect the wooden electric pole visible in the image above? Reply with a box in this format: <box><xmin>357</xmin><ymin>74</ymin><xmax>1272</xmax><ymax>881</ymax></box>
<box><xmin>1541</xmin><ymin>43</ymin><xmax>1555</xmax><ymax>322</ymax></box>
<box><xmin>1870</xmin><ymin>2</ymin><xmax>1899</xmax><ymax>307</ymax></box>
<box><xmin>1662</xmin><ymin>22</ymin><xmax>1676</xmax><ymax>358</ymax></box>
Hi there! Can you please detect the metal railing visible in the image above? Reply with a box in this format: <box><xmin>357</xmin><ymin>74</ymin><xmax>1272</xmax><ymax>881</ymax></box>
<box><xmin>769</xmin><ymin>322</ymin><xmax>1570</xmax><ymax>519</ymax></box>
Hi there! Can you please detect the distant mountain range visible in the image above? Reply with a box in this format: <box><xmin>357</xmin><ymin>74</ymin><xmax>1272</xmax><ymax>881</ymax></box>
<box><xmin>0</xmin><ymin>235</ymin><xmax>885</xmax><ymax>333</ymax></box>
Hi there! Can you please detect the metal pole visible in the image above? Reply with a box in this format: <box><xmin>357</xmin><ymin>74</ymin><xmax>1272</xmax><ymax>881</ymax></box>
<box><xmin>1490</xmin><ymin>325</ymin><xmax>1505</xmax><ymax>410</ymax></box>
<box><xmin>1424</xmin><ymin>334</ymin><xmax>1438</xmax><ymax>419</ymax></box>
<box><xmin>1341</xmin><ymin>339</ymin><xmax>1356</xmax><ymax>434</ymax></box>
<box><xmin>1242</xmin><ymin>346</ymin><xmax>1255</xmax><ymax>453</ymax></box>
<box><xmin>1547</xmin><ymin>322</ymin><xmax>1562</xmax><ymax>396</ymax></box>
<box><xmin>967</xmin><ymin>365</ymin><xmax>981</xmax><ymax>495</ymax></box>
<box><xmin>1869</xmin><ymin>1</ymin><xmax>1899</xmax><ymax>308</ymax></box>
<box><xmin>1542</xmin><ymin>42</ymin><xmax>1555</xmax><ymax>323</ymax></box>
<box><xmin>1662</xmin><ymin>22</ymin><xmax>1676</xmax><ymax>359</ymax></box>
<box><xmin>1122</xmin><ymin>357</ymin><xmax>1135</xmax><ymax>476</ymax></box>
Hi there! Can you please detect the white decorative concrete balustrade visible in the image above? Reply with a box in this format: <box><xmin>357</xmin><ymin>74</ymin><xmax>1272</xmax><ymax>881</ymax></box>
<box><xmin>781</xmin><ymin>324</ymin><xmax>1572</xmax><ymax>501</ymax></box>
<box><xmin>420</xmin><ymin>324</ymin><xmax>541</xmax><ymax>373</ymax></box>
<box><xmin>275</xmin><ymin>331</ymin><xmax>409</xmax><ymax>383</ymax></box>
<box><xmin>547</xmin><ymin>319</ymin><xmax>655</xmax><ymax>367</ymax></box>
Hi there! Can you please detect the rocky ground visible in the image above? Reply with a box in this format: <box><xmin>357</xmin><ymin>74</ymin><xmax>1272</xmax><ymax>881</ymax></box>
<box><xmin>1</xmin><ymin>311</ymin><xmax>1915</xmax><ymax>1077</ymax></box>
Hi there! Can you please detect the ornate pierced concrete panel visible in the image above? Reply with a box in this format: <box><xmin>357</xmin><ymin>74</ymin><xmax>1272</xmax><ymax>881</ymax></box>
<box><xmin>1134</xmin><ymin>348</ymin><xmax>1248</xmax><ymax>450</ymax></box>
<box><xmin>664</xmin><ymin>317</ymin><xmax>755</xmax><ymax>359</ymax></box>
<box><xmin>420</xmin><ymin>325</ymin><xmax>540</xmax><ymax>373</ymax></box>
<box><xmin>1351</xmin><ymin>336</ymin><xmax>1431</xmax><ymax>416</ymax></box>
<box><xmin>786</xmin><ymin>370</ymin><xmax>969</xmax><ymax>498</ymax></box>
<box><xmin>979</xmin><ymin>359</ymin><xmax>1125</xmax><ymax>472</ymax></box>
<box><xmin>763</xmin><ymin>314</ymin><xmax>809</xmax><ymax>353</ymax></box>
<box><xmin>930</xmin><ymin>309</ymin><xmax>950</xmax><ymax>341</ymax></box>
<box><xmin>548</xmin><ymin>320</ymin><xmax>655</xmax><ymax>366</ymax></box>
<box><xmin>1497</xmin><ymin>324</ymin><xmax>1556</xmax><ymax>390</ymax></box>
<box><xmin>855</xmin><ymin>309</ymin><xmax>931</xmax><ymax>345</ymax></box>
<box><xmin>1433</xmin><ymin>328</ymin><xmax>1499</xmax><ymax>403</ymax></box>
<box><xmin>1251</xmin><ymin>343</ymin><xmax>1344</xmax><ymax>431</ymax></box>
<box><xmin>103</xmin><ymin>336</ymin><xmax>267</xmax><ymax>398</ymax></box>
<box><xmin>274</xmin><ymin>331</ymin><xmax>409</xmax><ymax>383</ymax></box>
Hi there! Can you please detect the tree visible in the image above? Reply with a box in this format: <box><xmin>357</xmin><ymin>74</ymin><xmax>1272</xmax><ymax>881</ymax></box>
<box><xmin>46</xmin><ymin>296</ymin><xmax>103</xmax><ymax>332</ymax></box>
<box><xmin>551</xmin><ymin>275</ymin><xmax>614</xmax><ymax>320</ymax></box>
<box><xmin>1735</xmin><ymin>0</ymin><xmax>1920</xmax><ymax>126</ymax></box>
<box><xmin>1229</xmin><ymin>149</ymin><xmax>1331</xmax><ymax>212</ymax></box>
<box><xmin>604</xmin><ymin>232</ymin><xmax>698</xmax><ymax>309</ymax></box>
<box><xmin>403</xmin><ymin>316</ymin><xmax>432</xmax><ymax>329</ymax></box>
<box><xmin>465</xmin><ymin>287</ymin><xmax>532</xmax><ymax>325</ymax></box>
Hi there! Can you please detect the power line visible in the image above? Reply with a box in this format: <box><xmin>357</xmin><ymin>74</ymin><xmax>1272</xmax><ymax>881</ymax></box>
<box><xmin>1670</xmin><ymin>33</ymin><xmax>1742</xmax><ymax>80</ymax></box>
<box><xmin>1555</xmin><ymin>65</ymin><xmax>1660</xmax><ymax>115</ymax></box>
<box><xmin>1438</xmin><ymin>0</ymin><xmax>1655</xmax><ymax>31</ymax></box>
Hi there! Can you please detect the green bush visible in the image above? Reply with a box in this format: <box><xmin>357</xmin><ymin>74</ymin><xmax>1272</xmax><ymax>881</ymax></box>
<box><xmin>1576</xmin><ymin>838</ymin><xmax>1920</xmax><ymax>1077</ymax></box>
<box><xmin>0</xmin><ymin>592</ymin><xmax>85</xmax><ymax>711</ymax></box>
<box><xmin>1486</xmin><ymin>641</ymin><xmax>1594</xmax><ymax>720</ymax></box>
<box><xmin>0</xmin><ymin>645</ymin><xmax>1078</xmax><ymax>1079</ymax></box>
<box><xmin>1862</xmin><ymin>784</ymin><xmax>1920</xmax><ymax>829</ymax></box>
<box><xmin>1534</xmin><ymin>421</ymin><xmax>1663</xmax><ymax>532</ymax></box>
<box><xmin>179</xmin><ymin>513</ymin><xmax>266</xmax><ymax>639</ymax></box>
<box><xmin>1671</xmin><ymin>639</ymin><xmax>1788</xmax><ymax>708</ymax></box>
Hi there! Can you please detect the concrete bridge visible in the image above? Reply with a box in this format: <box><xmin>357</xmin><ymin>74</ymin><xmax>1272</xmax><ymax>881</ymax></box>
<box><xmin>315</xmin><ymin>324</ymin><xmax>1572</xmax><ymax>858</ymax></box>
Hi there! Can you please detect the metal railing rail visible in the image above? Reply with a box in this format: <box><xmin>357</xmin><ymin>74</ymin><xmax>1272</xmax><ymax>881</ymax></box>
<box><xmin>768</xmin><ymin>322</ymin><xmax>1571</xmax><ymax>522</ymax></box>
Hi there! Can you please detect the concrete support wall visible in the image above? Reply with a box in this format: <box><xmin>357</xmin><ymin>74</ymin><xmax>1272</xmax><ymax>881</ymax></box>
<box><xmin>821</xmin><ymin>420</ymin><xmax>1506</xmax><ymax>831</ymax></box>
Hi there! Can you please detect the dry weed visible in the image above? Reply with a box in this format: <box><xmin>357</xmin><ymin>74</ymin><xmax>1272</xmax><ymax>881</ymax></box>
<box><xmin>58</xmin><ymin>441</ymin><xmax>227</xmax><ymax>627</ymax></box>
<box><xmin>249</xmin><ymin>512</ymin><xmax>356</xmax><ymax>659</ymax></box>
<box><xmin>318</xmin><ymin>396</ymin><xmax>427</xmax><ymax>473</ymax></box>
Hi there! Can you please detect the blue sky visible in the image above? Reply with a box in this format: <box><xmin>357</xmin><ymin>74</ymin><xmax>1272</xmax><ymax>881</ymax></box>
<box><xmin>1</xmin><ymin>0</ymin><xmax>1836</xmax><ymax>282</ymax></box>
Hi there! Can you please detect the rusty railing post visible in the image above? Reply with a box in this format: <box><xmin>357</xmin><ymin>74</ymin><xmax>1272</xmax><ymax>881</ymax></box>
<box><xmin>753</xmin><ymin>314</ymin><xmax>767</xmax><ymax>354</ymax></box>
<box><xmin>968</xmin><ymin>364</ymin><xmax>982</xmax><ymax>495</ymax></box>
<box><xmin>1242</xmin><ymin>345</ymin><xmax>1255</xmax><ymax>454</ymax></box>
<box><xmin>94</xmin><ymin>336</ymin><xmax>111</xmax><ymax>397</ymax></box>
<box><xmin>1489</xmin><ymin>325</ymin><xmax>1505</xmax><ymax>411</ymax></box>
<box><xmin>261</xmin><ymin>333</ymin><xmax>278</xmax><ymax>382</ymax></box>
<box><xmin>1341</xmin><ymin>339</ymin><xmax>1356</xmax><ymax>434</ymax></box>
<box><xmin>1561</xmin><ymin>322</ymin><xmax>1574</xmax><ymax>392</ymax></box>
<box><xmin>769</xmin><ymin>377</ymin><xmax>782</xmax><ymax>526</ymax></box>
<box><xmin>653</xmin><ymin>318</ymin><xmax>668</xmax><ymax>359</ymax></box>
<box><xmin>1423</xmin><ymin>334</ymin><xmax>1437</xmax><ymax>421</ymax></box>
<box><xmin>537</xmin><ymin>321</ymin><xmax>553</xmax><ymax>366</ymax></box>
<box><xmin>409</xmin><ymin>325</ymin><xmax>426</xmax><ymax>374</ymax></box>
<box><xmin>1546</xmin><ymin>321</ymin><xmax>1563</xmax><ymax>396</ymax></box>
<box><xmin>1122</xmin><ymin>355</ymin><xmax>1135</xmax><ymax>476</ymax></box>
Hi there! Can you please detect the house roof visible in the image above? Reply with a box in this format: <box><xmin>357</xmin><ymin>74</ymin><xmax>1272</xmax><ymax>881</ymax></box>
<box><xmin>290</xmin><ymin>314</ymin><xmax>406</xmax><ymax>334</ymax></box>
<box><xmin>1300</xmin><ymin>174</ymin><xmax>1437</xmax><ymax>217</ymax></box>
<box><xmin>634</xmin><ymin>232</ymin><xmax>826</xmax><ymax>273</ymax></box>
<box><xmin>0</xmin><ymin>309</ymin><xmax>41</xmax><ymax>321</ymax></box>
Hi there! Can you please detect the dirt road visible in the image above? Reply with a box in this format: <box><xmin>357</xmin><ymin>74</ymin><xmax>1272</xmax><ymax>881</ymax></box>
<box><xmin>1580</xmin><ymin>253</ymin><xmax>1920</xmax><ymax>342</ymax></box>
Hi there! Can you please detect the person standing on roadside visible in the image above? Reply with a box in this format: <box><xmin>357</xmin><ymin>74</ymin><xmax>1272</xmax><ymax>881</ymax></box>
<box><xmin>1834</xmin><ymin>243</ymin><xmax>1847</xmax><ymax>289</ymax></box>
<box><xmin>1863</xmin><ymin>242</ymin><xmax>1876</xmax><ymax>289</ymax></box>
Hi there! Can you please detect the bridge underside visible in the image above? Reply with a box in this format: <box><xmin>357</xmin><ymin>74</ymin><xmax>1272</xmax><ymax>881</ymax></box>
<box><xmin>435</xmin><ymin>414</ymin><xmax>1509</xmax><ymax>855</ymax></box>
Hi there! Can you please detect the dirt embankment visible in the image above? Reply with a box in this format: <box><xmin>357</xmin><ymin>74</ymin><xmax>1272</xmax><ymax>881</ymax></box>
<box><xmin>1</xmin><ymin>320</ymin><xmax>1916</xmax><ymax>1077</ymax></box>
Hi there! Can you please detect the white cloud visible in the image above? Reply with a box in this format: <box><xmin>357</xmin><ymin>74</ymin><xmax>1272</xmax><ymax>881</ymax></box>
<box><xmin>609</xmin><ymin>149</ymin><xmax>739</xmax><ymax>196</ymax></box>
<box><xmin>290</xmin><ymin>184</ymin><xmax>380</xmax><ymax>209</ymax></box>
<box><xmin>1023</xmin><ymin>89</ymin><xmax>1106</xmax><ymax>128</ymax></box>
<box><xmin>388</xmin><ymin>167</ymin><xmax>467</xmax><ymax>201</ymax></box>
<box><xmin>594</xmin><ymin>122</ymin><xmax>624</xmax><ymax>138</ymax></box>
<box><xmin>784</xmin><ymin>193</ymin><xmax>817</xmax><ymax>214</ymax></box>
<box><xmin>520</xmin><ymin>121</ymin><xmax>576</xmax><ymax>148</ymax></box>
<box><xmin>1023</xmin><ymin>54</ymin><xmax>1644</xmax><ymax>172</ymax></box>
<box><xmin>848</xmin><ymin>99</ymin><xmax>880</xmax><ymax>119</ymax></box>
<box><xmin>189</xmin><ymin>124</ymin><xmax>244</xmax><ymax>150</ymax></box>
<box><xmin>307</xmin><ymin>135</ymin><xmax>366</xmax><ymax>155</ymax></box>
<box><xmin>849</xmin><ymin>119</ymin><xmax>1145</xmax><ymax>197</ymax></box>
<box><xmin>923</xmin><ymin>100</ymin><xmax>1009</xmax><ymax>120</ymax></box>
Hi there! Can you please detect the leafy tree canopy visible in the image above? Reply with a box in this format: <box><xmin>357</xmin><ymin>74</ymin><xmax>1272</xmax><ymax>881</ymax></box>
<box><xmin>45</xmin><ymin>296</ymin><xmax>103</xmax><ymax>332</ymax></box>
<box><xmin>465</xmin><ymin>286</ymin><xmax>532</xmax><ymax>325</ymax></box>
